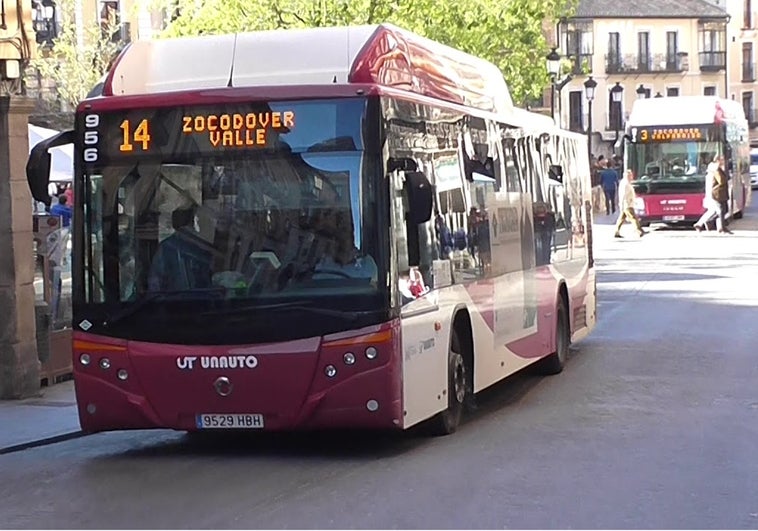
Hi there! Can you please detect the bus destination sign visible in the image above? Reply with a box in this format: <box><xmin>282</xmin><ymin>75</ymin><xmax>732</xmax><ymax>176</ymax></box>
<box><xmin>120</xmin><ymin>111</ymin><xmax>295</xmax><ymax>151</ymax></box>
<box><xmin>631</xmin><ymin>125</ymin><xmax>713</xmax><ymax>143</ymax></box>
<box><xmin>81</xmin><ymin>105</ymin><xmax>298</xmax><ymax>165</ymax></box>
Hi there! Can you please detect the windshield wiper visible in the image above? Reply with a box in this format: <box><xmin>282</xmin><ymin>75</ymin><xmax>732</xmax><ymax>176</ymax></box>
<box><xmin>201</xmin><ymin>300</ymin><xmax>360</xmax><ymax>322</ymax></box>
<box><xmin>104</xmin><ymin>287</ymin><xmax>227</xmax><ymax>327</ymax></box>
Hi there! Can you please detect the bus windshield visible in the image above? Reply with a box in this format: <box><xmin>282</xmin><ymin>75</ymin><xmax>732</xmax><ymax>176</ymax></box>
<box><xmin>79</xmin><ymin>98</ymin><xmax>387</xmax><ymax>344</ymax></box>
<box><xmin>628</xmin><ymin>141</ymin><xmax>721</xmax><ymax>194</ymax></box>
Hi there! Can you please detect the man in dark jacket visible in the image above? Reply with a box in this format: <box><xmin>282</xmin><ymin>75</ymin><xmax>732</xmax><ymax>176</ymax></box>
<box><xmin>598</xmin><ymin>159</ymin><xmax>619</xmax><ymax>215</ymax></box>
<box><xmin>694</xmin><ymin>156</ymin><xmax>732</xmax><ymax>234</ymax></box>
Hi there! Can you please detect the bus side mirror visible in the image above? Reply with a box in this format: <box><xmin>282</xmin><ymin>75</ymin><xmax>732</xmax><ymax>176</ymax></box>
<box><xmin>404</xmin><ymin>171</ymin><xmax>433</xmax><ymax>224</ymax></box>
<box><xmin>26</xmin><ymin>130</ymin><xmax>75</xmax><ymax>206</ymax></box>
<box><xmin>548</xmin><ymin>164</ymin><xmax>564</xmax><ymax>184</ymax></box>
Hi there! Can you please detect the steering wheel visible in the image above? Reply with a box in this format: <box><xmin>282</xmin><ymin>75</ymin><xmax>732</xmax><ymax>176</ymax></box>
<box><xmin>312</xmin><ymin>267</ymin><xmax>354</xmax><ymax>279</ymax></box>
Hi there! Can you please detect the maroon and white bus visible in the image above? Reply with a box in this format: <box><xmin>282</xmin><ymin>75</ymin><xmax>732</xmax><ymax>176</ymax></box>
<box><xmin>27</xmin><ymin>24</ymin><xmax>596</xmax><ymax>435</ymax></box>
<box><xmin>624</xmin><ymin>96</ymin><xmax>751</xmax><ymax>227</ymax></box>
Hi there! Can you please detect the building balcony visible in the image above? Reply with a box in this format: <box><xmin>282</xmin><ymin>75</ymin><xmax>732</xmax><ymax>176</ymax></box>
<box><xmin>567</xmin><ymin>53</ymin><xmax>593</xmax><ymax>74</ymax></box>
<box><xmin>605</xmin><ymin>53</ymin><xmax>688</xmax><ymax>74</ymax></box>
<box><xmin>699</xmin><ymin>51</ymin><xmax>726</xmax><ymax>71</ymax></box>
<box><xmin>742</xmin><ymin>63</ymin><xmax>756</xmax><ymax>82</ymax></box>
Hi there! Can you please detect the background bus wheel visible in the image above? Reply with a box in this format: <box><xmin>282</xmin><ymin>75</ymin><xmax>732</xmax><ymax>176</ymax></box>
<box><xmin>538</xmin><ymin>296</ymin><xmax>569</xmax><ymax>375</ymax></box>
<box><xmin>431</xmin><ymin>331</ymin><xmax>467</xmax><ymax>435</ymax></box>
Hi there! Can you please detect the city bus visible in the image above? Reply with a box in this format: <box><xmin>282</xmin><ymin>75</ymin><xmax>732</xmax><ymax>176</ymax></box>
<box><xmin>27</xmin><ymin>24</ymin><xmax>596</xmax><ymax>435</ymax></box>
<box><xmin>624</xmin><ymin>96</ymin><xmax>751</xmax><ymax>227</ymax></box>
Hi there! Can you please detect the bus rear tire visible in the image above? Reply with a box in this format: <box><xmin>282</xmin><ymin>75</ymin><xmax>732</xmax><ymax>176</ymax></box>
<box><xmin>538</xmin><ymin>296</ymin><xmax>569</xmax><ymax>375</ymax></box>
<box><xmin>430</xmin><ymin>331</ymin><xmax>467</xmax><ymax>435</ymax></box>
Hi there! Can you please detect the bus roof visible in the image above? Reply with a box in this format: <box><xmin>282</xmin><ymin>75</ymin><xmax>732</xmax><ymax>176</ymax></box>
<box><xmin>510</xmin><ymin>108</ymin><xmax>556</xmax><ymax>131</ymax></box>
<box><xmin>627</xmin><ymin>96</ymin><xmax>747</xmax><ymax>127</ymax></box>
<box><xmin>101</xmin><ymin>24</ymin><xmax>513</xmax><ymax>116</ymax></box>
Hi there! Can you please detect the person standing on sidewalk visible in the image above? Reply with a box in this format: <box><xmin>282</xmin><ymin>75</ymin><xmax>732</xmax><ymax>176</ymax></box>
<box><xmin>599</xmin><ymin>159</ymin><xmax>619</xmax><ymax>215</ymax></box>
<box><xmin>614</xmin><ymin>169</ymin><xmax>646</xmax><ymax>239</ymax></box>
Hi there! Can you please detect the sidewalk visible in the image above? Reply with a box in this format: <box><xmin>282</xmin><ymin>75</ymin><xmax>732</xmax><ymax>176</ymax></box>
<box><xmin>0</xmin><ymin>379</ymin><xmax>82</xmax><ymax>454</ymax></box>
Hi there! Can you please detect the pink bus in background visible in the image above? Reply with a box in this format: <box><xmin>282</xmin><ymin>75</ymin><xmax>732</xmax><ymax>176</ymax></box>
<box><xmin>27</xmin><ymin>24</ymin><xmax>596</xmax><ymax>436</ymax></box>
<box><xmin>624</xmin><ymin>96</ymin><xmax>751</xmax><ymax>227</ymax></box>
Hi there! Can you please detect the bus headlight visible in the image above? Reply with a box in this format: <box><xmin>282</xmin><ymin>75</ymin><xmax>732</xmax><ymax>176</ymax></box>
<box><xmin>634</xmin><ymin>197</ymin><xmax>646</xmax><ymax>214</ymax></box>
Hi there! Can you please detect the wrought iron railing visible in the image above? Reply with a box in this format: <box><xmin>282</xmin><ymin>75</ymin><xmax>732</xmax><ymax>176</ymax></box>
<box><xmin>605</xmin><ymin>53</ymin><xmax>688</xmax><ymax>74</ymax></box>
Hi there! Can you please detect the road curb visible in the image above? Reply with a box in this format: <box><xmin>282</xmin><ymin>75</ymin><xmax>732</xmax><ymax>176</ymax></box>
<box><xmin>0</xmin><ymin>431</ymin><xmax>87</xmax><ymax>455</ymax></box>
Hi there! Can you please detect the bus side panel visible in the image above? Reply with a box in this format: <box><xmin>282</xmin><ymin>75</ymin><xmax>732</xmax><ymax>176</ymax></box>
<box><xmin>399</xmin><ymin>291</ymin><xmax>454</xmax><ymax>429</ymax></box>
<box><xmin>399</xmin><ymin>279</ymin><xmax>538</xmax><ymax>430</ymax></box>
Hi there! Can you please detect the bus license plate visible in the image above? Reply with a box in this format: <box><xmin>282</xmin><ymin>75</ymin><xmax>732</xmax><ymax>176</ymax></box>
<box><xmin>663</xmin><ymin>215</ymin><xmax>685</xmax><ymax>221</ymax></box>
<box><xmin>196</xmin><ymin>414</ymin><xmax>264</xmax><ymax>429</ymax></box>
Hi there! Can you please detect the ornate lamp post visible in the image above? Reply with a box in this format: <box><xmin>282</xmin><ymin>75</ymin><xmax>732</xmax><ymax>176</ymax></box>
<box><xmin>636</xmin><ymin>84</ymin><xmax>647</xmax><ymax>100</ymax></box>
<box><xmin>610</xmin><ymin>82</ymin><xmax>624</xmax><ymax>144</ymax></box>
<box><xmin>584</xmin><ymin>75</ymin><xmax>597</xmax><ymax>163</ymax></box>
<box><xmin>546</xmin><ymin>47</ymin><xmax>561</xmax><ymax>123</ymax></box>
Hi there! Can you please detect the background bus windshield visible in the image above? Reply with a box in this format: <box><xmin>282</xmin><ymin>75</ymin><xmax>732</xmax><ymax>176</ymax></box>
<box><xmin>77</xmin><ymin>98</ymin><xmax>387</xmax><ymax>344</ymax></box>
<box><xmin>628</xmin><ymin>141</ymin><xmax>721</xmax><ymax>194</ymax></box>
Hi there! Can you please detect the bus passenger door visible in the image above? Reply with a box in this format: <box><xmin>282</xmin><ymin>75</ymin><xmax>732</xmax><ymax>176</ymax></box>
<box><xmin>389</xmin><ymin>163</ymin><xmax>451</xmax><ymax>428</ymax></box>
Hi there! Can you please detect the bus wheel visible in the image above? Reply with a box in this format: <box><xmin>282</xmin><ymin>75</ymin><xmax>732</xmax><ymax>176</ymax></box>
<box><xmin>538</xmin><ymin>296</ymin><xmax>569</xmax><ymax>375</ymax></box>
<box><xmin>431</xmin><ymin>331</ymin><xmax>467</xmax><ymax>435</ymax></box>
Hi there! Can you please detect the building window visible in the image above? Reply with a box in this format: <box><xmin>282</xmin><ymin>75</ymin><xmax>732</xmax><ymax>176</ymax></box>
<box><xmin>562</xmin><ymin>20</ymin><xmax>594</xmax><ymax>74</ymax></box>
<box><xmin>568</xmin><ymin>91</ymin><xmax>584</xmax><ymax>133</ymax></box>
<box><xmin>742</xmin><ymin>92</ymin><xmax>754</xmax><ymax>124</ymax></box>
<box><xmin>638</xmin><ymin>32</ymin><xmax>650</xmax><ymax>71</ymax></box>
<box><xmin>742</xmin><ymin>43</ymin><xmax>755</xmax><ymax>81</ymax></box>
<box><xmin>99</xmin><ymin>1</ymin><xmax>128</xmax><ymax>43</ymax></box>
<box><xmin>698</xmin><ymin>21</ymin><xmax>727</xmax><ymax>71</ymax></box>
<box><xmin>607</xmin><ymin>32</ymin><xmax>621</xmax><ymax>71</ymax></box>
<box><xmin>666</xmin><ymin>87</ymin><xmax>680</xmax><ymax>97</ymax></box>
<box><xmin>704</xmin><ymin>86</ymin><xmax>717</xmax><ymax>96</ymax></box>
<box><xmin>666</xmin><ymin>32</ymin><xmax>679</xmax><ymax>70</ymax></box>
<box><xmin>745</xmin><ymin>0</ymin><xmax>753</xmax><ymax>28</ymax></box>
<box><xmin>32</xmin><ymin>0</ymin><xmax>58</xmax><ymax>46</ymax></box>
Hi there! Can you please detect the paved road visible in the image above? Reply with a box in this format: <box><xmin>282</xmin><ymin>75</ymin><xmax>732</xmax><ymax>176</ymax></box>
<box><xmin>2</xmin><ymin>206</ymin><xmax>758</xmax><ymax>529</ymax></box>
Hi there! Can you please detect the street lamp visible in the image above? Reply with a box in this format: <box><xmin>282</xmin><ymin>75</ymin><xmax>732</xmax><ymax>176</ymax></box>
<box><xmin>584</xmin><ymin>76</ymin><xmax>597</xmax><ymax>163</ymax></box>
<box><xmin>546</xmin><ymin>47</ymin><xmax>561</xmax><ymax>123</ymax></box>
<box><xmin>654</xmin><ymin>92</ymin><xmax>663</xmax><ymax>98</ymax></box>
<box><xmin>33</xmin><ymin>0</ymin><xmax>58</xmax><ymax>46</ymax></box>
<box><xmin>610</xmin><ymin>82</ymin><xmax>624</xmax><ymax>155</ymax></box>
<box><xmin>636</xmin><ymin>84</ymin><xmax>647</xmax><ymax>100</ymax></box>
<box><xmin>610</xmin><ymin>81</ymin><xmax>624</xmax><ymax>128</ymax></box>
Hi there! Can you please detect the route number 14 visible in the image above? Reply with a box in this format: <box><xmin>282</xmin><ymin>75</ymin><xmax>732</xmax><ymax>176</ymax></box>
<box><xmin>120</xmin><ymin>119</ymin><xmax>151</xmax><ymax>152</ymax></box>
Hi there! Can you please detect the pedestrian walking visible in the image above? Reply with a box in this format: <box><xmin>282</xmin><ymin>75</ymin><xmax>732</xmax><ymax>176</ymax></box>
<box><xmin>694</xmin><ymin>156</ymin><xmax>732</xmax><ymax>234</ymax></box>
<box><xmin>614</xmin><ymin>169</ymin><xmax>646</xmax><ymax>238</ymax></box>
<box><xmin>599</xmin><ymin>159</ymin><xmax>619</xmax><ymax>215</ymax></box>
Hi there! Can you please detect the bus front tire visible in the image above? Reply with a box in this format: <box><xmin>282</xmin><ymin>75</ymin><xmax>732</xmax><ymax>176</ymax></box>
<box><xmin>538</xmin><ymin>296</ymin><xmax>569</xmax><ymax>375</ymax></box>
<box><xmin>430</xmin><ymin>331</ymin><xmax>467</xmax><ymax>435</ymax></box>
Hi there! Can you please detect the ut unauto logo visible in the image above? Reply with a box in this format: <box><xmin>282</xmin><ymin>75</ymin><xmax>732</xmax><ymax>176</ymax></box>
<box><xmin>176</xmin><ymin>355</ymin><xmax>258</xmax><ymax>370</ymax></box>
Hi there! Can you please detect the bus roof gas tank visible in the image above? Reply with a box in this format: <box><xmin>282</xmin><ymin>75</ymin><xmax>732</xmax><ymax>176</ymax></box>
<box><xmin>627</xmin><ymin>96</ymin><xmax>747</xmax><ymax>128</ymax></box>
<box><xmin>99</xmin><ymin>24</ymin><xmax>513</xmax><ymax>117</ymax></box>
